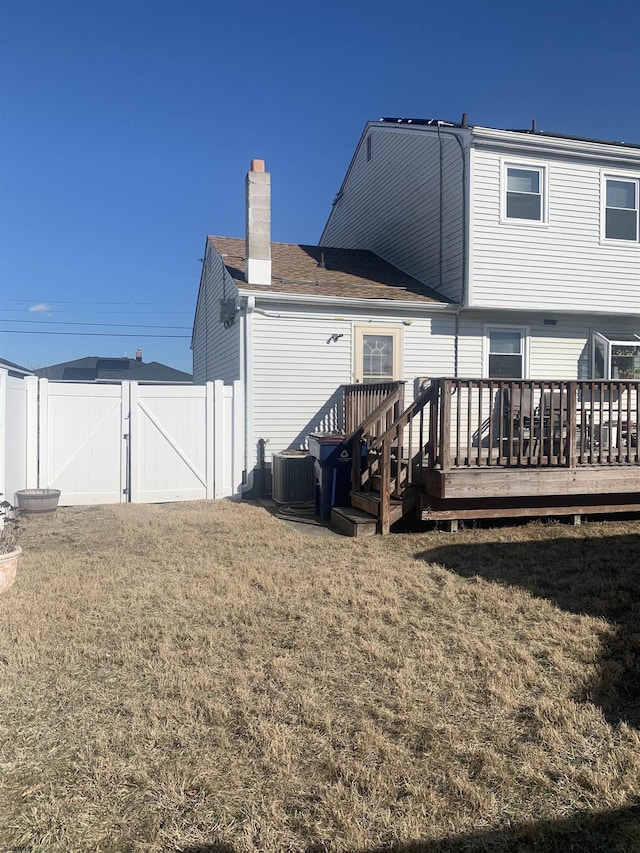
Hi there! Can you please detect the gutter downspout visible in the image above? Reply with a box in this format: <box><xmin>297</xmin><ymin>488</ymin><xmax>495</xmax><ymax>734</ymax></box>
<box><xmin>242</xmin><ymin>295</ymin><xmax>255</xmax><ymax>493</ymax></box>
<box><xmin>449</xmin><ymin>128</ymin><xmax>469</xmax><ymax>377</ymax></box>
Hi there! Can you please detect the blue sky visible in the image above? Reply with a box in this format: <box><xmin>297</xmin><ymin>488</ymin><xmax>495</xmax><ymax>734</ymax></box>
<box><xmin>1</xmin><ymin>0</ymin><xmax>639</xmax><ymax>374</ymax></box>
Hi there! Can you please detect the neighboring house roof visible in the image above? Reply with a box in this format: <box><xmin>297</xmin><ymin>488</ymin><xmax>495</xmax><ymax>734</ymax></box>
<box><xmin>0</xmin><ymin>358</ymin><xmax>34</xmax><ymax>378</ymax></box>
<box><xmin>210</xmin><ymin>237</ymin><xmax>452</xmax><ymax>304</ymax></box>
<box><xmin>33</xmin><ymin>356</ymin><xmax>193</xmax><ymax>383</ymax></box>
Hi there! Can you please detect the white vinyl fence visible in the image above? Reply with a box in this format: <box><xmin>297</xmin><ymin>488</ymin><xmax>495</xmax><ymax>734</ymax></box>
<box><xmin>0</xmin><ymin>370</ymin><xmax>244</xmax><ymax>506</ymax></box>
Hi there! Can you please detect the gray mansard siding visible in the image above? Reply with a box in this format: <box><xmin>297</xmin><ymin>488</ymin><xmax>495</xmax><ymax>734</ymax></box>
<box><xmin>321</xmin><ymin>123</ymin><xmax>467</xmax><ymax>304</ymax></box>
<box><xmin>192</xmin><ymin>244</ymin><xmax>241</xmax><ymax>384</ymax></box>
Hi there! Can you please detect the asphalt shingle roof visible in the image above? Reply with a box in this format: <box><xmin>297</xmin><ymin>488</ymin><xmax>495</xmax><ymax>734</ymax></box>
<box><xmin>33</xmin><ymin>357</ymin><xmax>192</xmax><ymax>383</ymax></box>
<box><xmin>210</xmin><ymin>237</ymin><xmax>451</xmax><ymax>304</ymax></box>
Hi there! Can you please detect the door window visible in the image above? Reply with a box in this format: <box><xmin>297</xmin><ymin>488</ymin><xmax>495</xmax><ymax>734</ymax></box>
<box><xmin>354</xmin><ymin>326</ymin><xmax>401</xmax><ymax>382</ymax></box>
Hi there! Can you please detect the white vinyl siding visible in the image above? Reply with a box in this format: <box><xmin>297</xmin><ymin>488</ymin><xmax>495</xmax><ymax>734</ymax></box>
<box><xmin>250</xmin><ymin>304</ymin><xmax>456</xmax><ymax>455</ymax></box>
<box><xmin>457</xmin><ymin>312</ymin><xmax>640</xmax><ymax>381</ymax></box>
<box><xmin>471</xmin><ymin>146</ymin><xmax>640</xmax><ymax>314</ymax></box>
<box><xmin>321</xmin><ymin>124</ymin><xmax>466</xmax><ymax>303</ymax></box>
<box><xmin>192</xmin><ymin>247</ymin><xmax>241</xmax><ymax>384</ymax></box>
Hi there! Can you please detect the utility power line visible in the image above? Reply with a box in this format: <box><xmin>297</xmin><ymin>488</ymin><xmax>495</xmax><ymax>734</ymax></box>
<box><xmin>0</xmin><ymin>329</ymin><xmax>190</xmax><ymax>338</ymax></box>
<box><xmin>3</xmin><ymin>319</ymin><xmax>191</xmax><ymax>330</ymax></box>
<box><xmin>2</xmin><ymin>298</ymin><xmax>189</xmax><ymax>306</ymax></box>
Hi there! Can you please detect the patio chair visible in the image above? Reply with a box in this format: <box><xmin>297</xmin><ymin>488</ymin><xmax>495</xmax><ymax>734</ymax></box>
<box><xmin>503</xmin><ymin>387</ymin><xmax>539</xmax><ymax>453</ymax></box>
<box><xmin>542</xmin><ymin>389</ymin><xmax>569</xmax><ymax>455</ymax></box>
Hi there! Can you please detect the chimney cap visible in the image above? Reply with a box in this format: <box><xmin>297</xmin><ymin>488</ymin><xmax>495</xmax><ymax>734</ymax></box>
<box><xmin>250</xmin><ymin>159</ymin><xmax>265</xmax><ymax>172</ymax></box>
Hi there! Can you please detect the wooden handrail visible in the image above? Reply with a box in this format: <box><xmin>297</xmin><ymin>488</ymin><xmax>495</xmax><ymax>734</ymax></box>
<box><xmin>371</xmin><ymin>384</ymin><xmax>434</xmax><ymax>451</ymax></box>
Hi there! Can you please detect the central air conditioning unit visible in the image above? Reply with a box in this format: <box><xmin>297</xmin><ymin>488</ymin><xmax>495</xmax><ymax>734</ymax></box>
<box><xmin>272</xmin><ymin>451</ymin><xmax>315</xmax><ymax>504</ymax></box>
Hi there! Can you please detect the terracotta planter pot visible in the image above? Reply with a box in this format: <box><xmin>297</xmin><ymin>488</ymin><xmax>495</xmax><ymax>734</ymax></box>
<box><xmin>0</xmin><ymin>546</ymin><xmax>21</xmax><ymax>594</ymax></box>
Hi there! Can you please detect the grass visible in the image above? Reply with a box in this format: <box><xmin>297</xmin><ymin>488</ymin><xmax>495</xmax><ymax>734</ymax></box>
<box><xmin>0</xmin><ymin>501</ymin><xmax>639</xmax><ymax>852</ymax></box>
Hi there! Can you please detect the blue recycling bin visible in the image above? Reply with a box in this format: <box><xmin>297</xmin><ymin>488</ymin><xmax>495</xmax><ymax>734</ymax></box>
<box><xmin>307</xmin><ymin>432</ymin><xmax>357</xmax><ymax>520</ymax></box>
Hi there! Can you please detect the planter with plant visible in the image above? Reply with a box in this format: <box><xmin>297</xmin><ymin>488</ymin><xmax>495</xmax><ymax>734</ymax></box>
<box><xmin>1</xmin><ymin>496</ymin><xmax>23</xmax><ymax>595</ymax></box>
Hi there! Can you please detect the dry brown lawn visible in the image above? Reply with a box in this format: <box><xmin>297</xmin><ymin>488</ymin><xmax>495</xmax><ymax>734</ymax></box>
<box><xmin>1</xmin><ymin>501</ymin><xmax>639</xmax><ymax>852</ymax></box>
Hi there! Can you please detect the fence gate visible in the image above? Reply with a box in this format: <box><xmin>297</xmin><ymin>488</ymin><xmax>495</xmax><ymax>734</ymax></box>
<box><xmin>39</xmin><ymin>381</ymin><xmax>129</xmax><ymax>505</ymax></box>
<box><xmin>129</xmin><ymin>383</ymin><xmax>210</xmax><ymax>503</ymax></box>
<box><xmin>23</xmin><ymin>378</ymin><xmax>243</xmax><ymax>506</ymax></box>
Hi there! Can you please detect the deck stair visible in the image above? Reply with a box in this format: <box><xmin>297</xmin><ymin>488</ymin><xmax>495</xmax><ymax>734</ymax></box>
<box><xmin>331</xmin><ymin>384</ymin><xmax>433</xmax><ymax>535</ymax></box>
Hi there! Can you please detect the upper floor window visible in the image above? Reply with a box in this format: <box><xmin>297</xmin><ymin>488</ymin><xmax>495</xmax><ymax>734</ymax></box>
<box><xmin>501</xmin><ymin>161</ymin><xmax>547</xmax><ymax>225</ymax></box>
<box><xmin>604</xmin><ymin>177</ymin><xmax>639</xmax><ymax>242</ymax></box>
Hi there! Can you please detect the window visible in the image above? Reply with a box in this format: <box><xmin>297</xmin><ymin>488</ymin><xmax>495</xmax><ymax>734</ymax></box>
<box><xmin>354</xmin><ymin>325</ymin><xmax>401</xmax><ymax>382</ymax></box>
<box><xmin>592</xmin><ymin>332</ymin><xmax>640</xmax><ymax>379</ymax></box>
<box><xmin>487</xmin><ymin>328</ymin><xmax>526</xmax><ymax>378</ymax></box>
<box><xmin>503</xmin><ymin>164</ymin><xmax>545</xmax><ymax>222</ymax></box>
<box><xmin>604</xmin><ymin>177</ymin><xmax>638</xmax><ymax>241</ymax></box>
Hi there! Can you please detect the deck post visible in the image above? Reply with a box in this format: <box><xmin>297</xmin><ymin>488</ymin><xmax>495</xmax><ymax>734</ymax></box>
<box><xmin>429</xmin><ymin>381</ymin><xmax>440</xmax><ymax>469</ymax></box>
<box><xmin>380</xmin><ymin>436</ymin><xmax>392</xmax><ymax>534</ymax></box>
<box><xmin>567</xmin><ymin>382</ymin><xmax>577</xmax><ymax>468</ymax></box>
<box><xmin>440</xmin><ymin>380</ymin><xmax>451</xmax><ymax>472</ymax></box>
<box><xmin>351</xmin><ymin>427</ymin><xmax>363</xmax><ymax>494</ymax></box>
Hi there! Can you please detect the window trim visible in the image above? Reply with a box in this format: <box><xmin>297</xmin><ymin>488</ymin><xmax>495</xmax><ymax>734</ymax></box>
<box><xmin>500</xmin><ymin>159</ymin><xmax>549</xmax><ymax>226</ymax></box>
<box><xmin>600</xmin><ymin>171</ymin><xmax>640</xmax><ymax>245</ymax></box>
<box><xmin>484</xmin><ymin>325</ymin><xmax>529</xmax><ymax>379</ymax></box>
<box><xmin>353</xmin><ymin>324</ymin><xmax>402</xmax><ymax>383</ymax></box>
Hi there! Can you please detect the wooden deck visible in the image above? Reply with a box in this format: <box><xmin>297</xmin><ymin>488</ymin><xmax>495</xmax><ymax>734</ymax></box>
<box><xmin>335</xmin><ymin>379</ymin><xmax>640</xmax><ymax>534</ymax></box>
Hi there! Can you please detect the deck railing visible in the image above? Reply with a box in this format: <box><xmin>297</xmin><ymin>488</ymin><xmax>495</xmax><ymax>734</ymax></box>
<box><xmin>429</xmin><ymin>379</ymin><xmax>639</xmax><ymax>469</ymax></box>
<box><xmin>343</xmin><ymin>381</ymin><xmax>405</xmax><ymax>435</ymax></box>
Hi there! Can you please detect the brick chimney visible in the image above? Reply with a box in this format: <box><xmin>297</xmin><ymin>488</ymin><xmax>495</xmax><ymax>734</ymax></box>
<box><xmin>245</xmin><ymin>159</ymin><xmax>271</xmax><ymax>285</ymax></box>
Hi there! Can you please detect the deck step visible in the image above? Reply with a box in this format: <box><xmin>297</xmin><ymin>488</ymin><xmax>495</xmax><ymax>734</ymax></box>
<box><xmin>351</xmin><ymin>490</ymin><xmax>406</xmax><ymax>526</ymax></box>
<box><xmin>370</xmin><ymin>473</ymin><xmax>397</xmax><ymax>492</ymax></box>
<box><xmin>331</xmin><ymin>506</ymin><xmax>378</xmax><ymax>537</ymax></box>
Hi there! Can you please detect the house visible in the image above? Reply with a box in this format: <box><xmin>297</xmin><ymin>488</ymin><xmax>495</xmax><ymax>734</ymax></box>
<box><xmin>193</xmin><ymin>126</ymin><xmax>639</xmax><ymax>531</ymax></box>
<box><xmin>193</xmin><ymin>123</ymin><xmax>639</xmax><ymax>498</ymax></box>
<box><xmin>33</xmin><ymin>351</ymin><xmax>193</xmax><ymax>384</ymax></box>
<box><xmin>192</xmin><ymin>159</ymin><xmax>462</xmax><ymax>492</ymax></box>
<box><xmin>0</xmin><ymin>358</ymin><xmax>34</xmax><ymax>379</ymax></box>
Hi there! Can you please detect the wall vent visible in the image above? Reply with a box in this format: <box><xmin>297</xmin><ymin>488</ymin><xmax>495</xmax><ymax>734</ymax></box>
<box><xmin>272</xmin><ymin>451</ymin><xmax>315</xmax><ymax>504</ymax></box>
